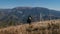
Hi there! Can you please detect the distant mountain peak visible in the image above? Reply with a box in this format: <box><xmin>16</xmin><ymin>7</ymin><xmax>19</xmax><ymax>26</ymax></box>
<box><xmin>0</xmin><ymin>7</ymin><xmax>60</xmax><ymax>25</ymax></box>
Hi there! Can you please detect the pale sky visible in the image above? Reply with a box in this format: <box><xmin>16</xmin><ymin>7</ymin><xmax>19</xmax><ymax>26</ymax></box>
<box><xmin>0</xmin><ymin>0</ymin><xmax>60</xmax><ymax>11</ymax></box>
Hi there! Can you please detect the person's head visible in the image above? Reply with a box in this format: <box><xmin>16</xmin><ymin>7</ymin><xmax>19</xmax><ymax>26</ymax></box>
<box><xmin>27</xmin><ymin>15</ymin><xmax>33</xmax><ymax>20</ymax></box>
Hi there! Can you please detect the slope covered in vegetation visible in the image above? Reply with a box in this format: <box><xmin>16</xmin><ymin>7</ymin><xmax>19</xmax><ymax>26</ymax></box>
<box><xmin>0</xmin><ymin>20</ymin><xmax>60</xmax><ymax>34</ymax></box>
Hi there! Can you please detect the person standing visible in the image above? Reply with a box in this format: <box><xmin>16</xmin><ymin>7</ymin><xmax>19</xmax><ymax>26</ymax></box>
<box><xmin>27</xmin><ymin>16</ymin><xmax>32</xmax><ymax>24</ymax></box>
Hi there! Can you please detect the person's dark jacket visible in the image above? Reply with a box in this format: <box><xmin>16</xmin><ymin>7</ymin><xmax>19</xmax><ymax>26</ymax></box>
<box><xmin>27</xmin><ymin>16</ymin><xmax>32</xmax><ymax>24</ymax></box>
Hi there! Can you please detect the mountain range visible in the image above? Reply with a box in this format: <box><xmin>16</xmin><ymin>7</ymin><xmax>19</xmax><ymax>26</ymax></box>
<box><xmin>0</xmin><ymin>7</ymin><xmax>60</xmax><ymax>26</ymax></box>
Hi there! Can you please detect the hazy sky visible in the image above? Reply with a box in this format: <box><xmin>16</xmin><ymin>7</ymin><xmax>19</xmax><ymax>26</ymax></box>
<box><xmin>0</xmin><ymin>0</ymin><xmax>60</xmax><ymax>11</ymax></box>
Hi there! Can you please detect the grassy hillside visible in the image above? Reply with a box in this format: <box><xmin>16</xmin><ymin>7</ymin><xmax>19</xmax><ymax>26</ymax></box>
<box><xmin>0</xmin><ymin>20</ymin><xmax>60</xmax><ymax>34</ymax></box>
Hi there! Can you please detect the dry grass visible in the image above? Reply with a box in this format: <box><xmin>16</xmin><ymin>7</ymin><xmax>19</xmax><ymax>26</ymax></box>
<box><xmin>0</xmin><ymin>19</ymin><xmax>60</xmax><ymax>34</ymax></box>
